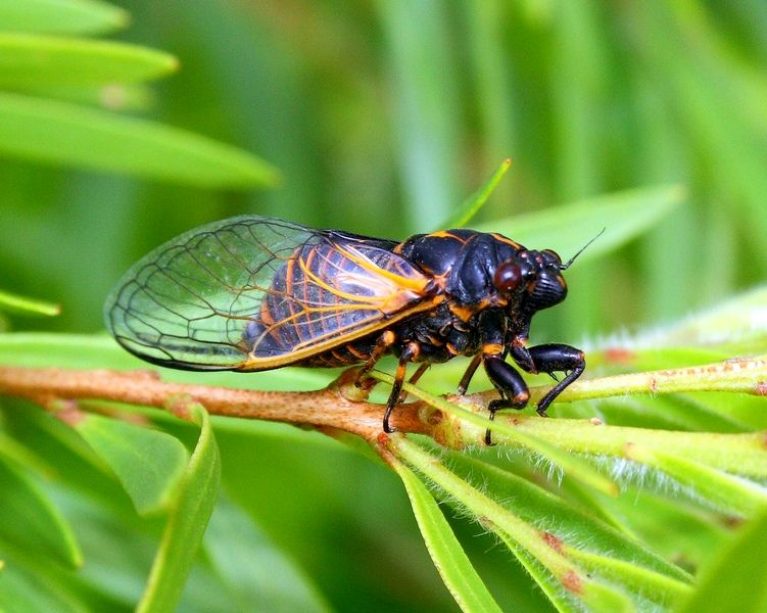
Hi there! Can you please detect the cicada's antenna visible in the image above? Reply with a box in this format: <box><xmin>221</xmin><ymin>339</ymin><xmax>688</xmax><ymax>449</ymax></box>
<box><xmin>560</xmin><ymin>227</ymin><xmax>606</xmax><ymax>270</ymax></box>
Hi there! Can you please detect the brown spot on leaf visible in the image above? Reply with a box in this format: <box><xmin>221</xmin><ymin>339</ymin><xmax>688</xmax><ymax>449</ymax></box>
<box><xmin>720</xmin><ymin>515</ymin><xmax>745</xmax><ymax>529</ymax></box>
<box><xmin>562</xmin><ymin>570</ymin><xmax>583</xmax><ymax>594</ymax></box>
<box><xmin>542</xmin><ymin>531</ymin><xmax>563</xmax><ymax>552</ymax></box>
<box><xmin>755</xmin><ymin>381</ymin><xmax>767</xmax><ymax>396</ymax></box>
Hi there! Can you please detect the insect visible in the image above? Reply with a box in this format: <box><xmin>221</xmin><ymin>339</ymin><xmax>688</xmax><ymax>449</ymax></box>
<box><xmin>106</xmin><ymin>216</ymin><xmax>591</xmax><ymax>442</ymax></box>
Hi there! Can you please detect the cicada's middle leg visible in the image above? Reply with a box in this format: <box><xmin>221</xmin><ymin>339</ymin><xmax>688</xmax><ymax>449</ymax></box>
<box><xmin>382</xmin><ymin>341</ymin><xmax>421</xmax><ymax>433</ymax></box>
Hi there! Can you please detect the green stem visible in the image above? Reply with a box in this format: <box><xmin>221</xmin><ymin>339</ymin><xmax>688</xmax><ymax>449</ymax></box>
<box><xmin>531</xmin><ymin>355</ymin><xmax>767</xmax><ymax>403</ymax></box>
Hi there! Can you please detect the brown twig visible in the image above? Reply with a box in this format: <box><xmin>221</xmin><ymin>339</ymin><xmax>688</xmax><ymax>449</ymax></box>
<box><xmin>0</xmin><ymin>366</ymin><xmax>435</xmax><ymax>442</ymax></box>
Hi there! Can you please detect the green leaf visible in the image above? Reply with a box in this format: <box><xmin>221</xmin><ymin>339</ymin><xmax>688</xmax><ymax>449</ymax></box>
<box><xmin>676</xmin><ymin>506</ymin><xmax>767</xmax><ymax>613</ymax></box>
<box><xmin>0</xmin><ymin>558</ymin><xmax>88</xmax><ymax>613</ymax></box>
<box><xmin>495</xmin><ymin>531</ymin><xmax>581</xmax><ymax>612</ymax></box>
<box><xmin>0</xmin><ymin>429</ymin><xmax>51</xmax><ymax>476</ymax></box>
<box><xmin>392</xmin><ymin>460</ymin><xmax>502</xmax><ymax>613</ymax></box>
<box><xmin>0</xmin><ymin>456</ymin><xmax>82</xmax><ymax>568</ymax></box>
<box><xmin>0</xmin><ymin>0</ymin><xmax>127</xmax><ymax>35</ymax></box>
<box><xmin>0</xmin><ymin>334</ymin><xmax>137</xmax><ymax>369</ymax></box>
<box><xmin>474</xmin><ymin>184</ymin><xmax>686</xmax><ymax>263</ymax></box>
<box><xmin>376</xmin><ymin>0</ymin><xmax>462</xmax><ymax>231</ymax></box>
<box><xmin>445</xmin><ymin>452</ymin><xmax>691</xmax><ymax>608</ymax></box>
<box><xmin>0</xmin><ymin>289</ymin><xmax>60</xmax><ymax>317</ymax></box>
<box><xmin>447</xmin><ymin>453</ymin><xmax>692</xmax><ymax>587</ymax></box>
<box><xmin>204</xmin><ymin>497</ymin><xmax>331</xmax><ymax>612</ymax></box>
<box><xmin>630</xmin><ymin>449</ymin><xmax>767</xmax><ymax>517</ymax></box>
<box><xmin>12</xmin><ymin>82</ymin><xmax>155</xmax><ymax>111</ymax></box>
<box><xmin>500</xmin><ymin>417</ymin><xmax>767</xmax><ymax>480</ymax></box>
<box><xmin>137</xmin><ymin>403</ymin><xmax>221</xmax><ymax>613</ymax></box>
<box><xmin>73</xmin><ymin>413</ymin><xmax>189</xmax><ymax>515</ymax></box>
<box><xmin>0</xmin><ymin>34</ymin><xmax>177</xmax><ymax>88</ymax></box>
<box><xmin>439</xmin><ymin>158</ymin><xmax>512</xmax><ymax>229</ymax></box>
<box><xmin>389</xmin><ymin>436</ymin><xmax>631</xmax><ymax>612</ymax></box>
<box><xmin>0</xmin><ymin>92</ymin><xmax>280</xmax><ymax>188</ymax></box>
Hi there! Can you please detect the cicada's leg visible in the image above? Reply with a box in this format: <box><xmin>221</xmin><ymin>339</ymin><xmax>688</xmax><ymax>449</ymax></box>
<box><xmin>476</xmin><ymin>310</ymin><xmax>530</xmax><ymax>444</ymax></box>
<box><xmin>483</xmin><ymin>355</ymin><xmax>530</xmax><ymax>445</ymax></box>
<box><xmin>394</xmin><ymin>361</ymin><xmax>430</xmax><ymax>404</ymax></box>
<box><xmin>457</xmin><ymin>354</ymin><xmax>482</xmax><ymax>395</ymax></box>
<box><xmin>383</xmin><ymin>342</ymin><xmax>419</xmax><ymax>433</ymax></box>
<box><xmin>355</xmin><ymin>330</ymin><xmax>397</xmax><ymax>389</ymax></box>
<box><xmin>525</xmin><ymin>344</ymin><xmax>585</xmax><ymax>416</ymax></box>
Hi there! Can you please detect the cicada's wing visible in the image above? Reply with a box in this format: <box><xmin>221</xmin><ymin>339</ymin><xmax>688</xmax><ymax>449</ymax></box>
<box><xmin>105</xmin><ymin>216</ymin><xmax>437</xmax><ymax>371</ymax></box>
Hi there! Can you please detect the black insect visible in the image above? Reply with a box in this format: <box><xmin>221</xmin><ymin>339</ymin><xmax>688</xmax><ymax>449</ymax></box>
<box><xmin>106</xmin><ymin>216</ymin><xmax>590</xmax><ymax>442</ymax></box>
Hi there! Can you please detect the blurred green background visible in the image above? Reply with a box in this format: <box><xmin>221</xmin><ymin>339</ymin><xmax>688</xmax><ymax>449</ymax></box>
<box><xmin>2</xmin><ymin>1</ymin><xmax>767</xmax><ymax>610</ymax></box>
<box><xmin>5</xmin><ymin>0</ymin><xmax>767</xmax><ymax>339</ymax></box>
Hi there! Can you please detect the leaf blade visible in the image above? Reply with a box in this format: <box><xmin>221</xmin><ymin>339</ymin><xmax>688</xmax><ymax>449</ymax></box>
<box><xmin>136</xmin><ymin>403</ymin><xmax>221</xmax><ymax>613</ymax></box>
<box><xmin>0</xmin><ymin>0</ymin><xmax>127</xmax><ymax>35</ymax></box>
<box><xmin>0</xmin><ymin>92</ymin><xmax>279</xmax><ymax>188</ymax></box>
<box><xmin>392</xmin><ymin>459</ymin><xmax>503</xmax><ymax>613</ymax></box>
<box><xmin>676</xmin><ymin>506</ymin><xmax>767</xmax><ymax>613</ymax></box>
<box><xmin>74</xmin><ymin>413</ymin><xmax>190</xmax><ymax>515</ymax></box>
<box><xmin>0</xmin><ymin>456</ymin><xmax>82</xmax><ymax>569</ymax></box>
<box><xmin>474</xmin><ymin>184</ymin><xmax>686</xmax><ymax>261</ymax></box>
<box><xmin>0</xmin><ymin>289</ymin><xmax>60</xmax><ymax>317</ymax></box>
<box><xmin>439</xmin><ymin>158</ymin><xmax>512</xmax><ymax>229</ymax></box>
<box><xmin>0</xmin><ymin>34</ymin><xmax>178</xmax><ymax>88</ymax></box>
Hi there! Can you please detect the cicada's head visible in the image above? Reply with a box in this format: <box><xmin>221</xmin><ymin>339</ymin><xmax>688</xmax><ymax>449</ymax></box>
<box><xmin>492</xmin><ymin>249</ymin><xmax>567</xmax><ymax>313</ymax></box>
<box><xmin>492</xmin><ymin>229</ymin><xmax>604</xmax><ymax>315</ymax></box>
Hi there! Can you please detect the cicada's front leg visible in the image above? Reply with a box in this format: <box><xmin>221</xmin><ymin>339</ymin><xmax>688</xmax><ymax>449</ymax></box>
<box><xmin>511</xmin><ymin>342</ymin><xmax>585</xmax><ymax>415</ymax></box>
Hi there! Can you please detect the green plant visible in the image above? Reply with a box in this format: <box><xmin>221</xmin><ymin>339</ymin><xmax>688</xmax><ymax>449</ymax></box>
<box><xmin>3</xmin><ymin>2</ymin><xmax>767</xmax><ymax>612</ymax></box>
<box><xmin>4</xmin><ymin>171</ymin><xmax>767</xmax><ymax>610</ymax></box>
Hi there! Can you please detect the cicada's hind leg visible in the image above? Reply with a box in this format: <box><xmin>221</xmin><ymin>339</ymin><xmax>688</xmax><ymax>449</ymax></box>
<box><xmin>355</xmin><ymin>330</ymin><xmax>397</xmax><ymax>390</ymax></box>
<box><xmin>383</xmin><ymin>342</ymin><xmax>420</xmax><ymax>433</ymax></box>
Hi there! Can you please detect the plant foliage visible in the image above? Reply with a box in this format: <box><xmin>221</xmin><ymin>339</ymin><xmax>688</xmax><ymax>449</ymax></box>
<box><xmin>2</xmin><ymin>2</ymin><xmax>767</xmax><ymax>611</ymax></box>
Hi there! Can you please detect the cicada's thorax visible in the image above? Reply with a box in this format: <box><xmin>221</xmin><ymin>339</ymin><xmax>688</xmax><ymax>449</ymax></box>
<box><xmin>386</xmin><ymin>230</ymin><xmax>526</xmax><ymax>362</ymax></box>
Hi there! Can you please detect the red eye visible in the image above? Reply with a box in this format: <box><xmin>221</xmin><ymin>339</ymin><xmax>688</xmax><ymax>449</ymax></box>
<box><xmin>493</xmin><ymin>262</ymin><xmax>522</xmax><ymax>291</ymax></box>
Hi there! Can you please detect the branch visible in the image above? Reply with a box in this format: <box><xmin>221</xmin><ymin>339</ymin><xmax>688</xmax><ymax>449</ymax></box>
<box><xmin>0</xmin><ymin>366</ymin><xmax>433</xmax><ymax>442</ymax></box>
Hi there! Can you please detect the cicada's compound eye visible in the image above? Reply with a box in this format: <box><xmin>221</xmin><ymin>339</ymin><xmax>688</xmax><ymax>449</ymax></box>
<box><xmin>493</xmin><ymin>261</ymin><xmax>523</xmax><ymax>293</ymax></box>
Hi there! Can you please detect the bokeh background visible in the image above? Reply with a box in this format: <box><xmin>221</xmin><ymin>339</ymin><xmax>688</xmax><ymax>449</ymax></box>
<box><xmin>2</xmin><ymin>1</ymin><xmax>767</xmax><ymax>610</ymax></box>
<box><xmin>6</xmin><ymin>1</ymin><xmax>767</xmax><ymax>339</ymax></box>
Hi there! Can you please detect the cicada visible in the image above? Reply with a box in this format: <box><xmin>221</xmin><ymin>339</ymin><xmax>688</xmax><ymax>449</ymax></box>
<box><xmin>105</xmin><ymin>216</ymin><xmax>588</xmax><ymax>440</ymax></box>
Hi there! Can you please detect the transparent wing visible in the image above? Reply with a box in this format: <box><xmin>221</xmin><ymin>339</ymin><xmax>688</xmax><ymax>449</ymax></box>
<box><xmin>105</xmin><ymin>216</ymin><xmax>433</xmax><ymax>371</ymax></box>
